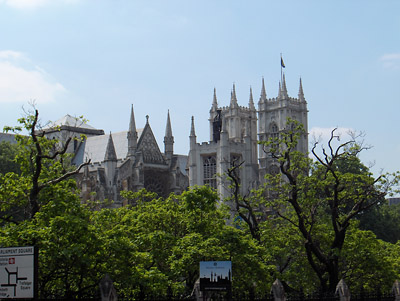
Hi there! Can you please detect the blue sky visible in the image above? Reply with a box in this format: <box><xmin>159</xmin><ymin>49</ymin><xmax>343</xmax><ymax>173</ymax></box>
<box><xmin>1</xmin><ymin>0</ymin><xmax>399</xmax><ymax>176</ymax></box>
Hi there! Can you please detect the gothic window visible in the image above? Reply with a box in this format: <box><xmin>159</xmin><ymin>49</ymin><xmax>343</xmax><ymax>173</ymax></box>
<box><xmin>144</xmin><ymin>170</ymin><xmax>168</xmax><ymax>197</ymax></box>
<box><xmin>270</xmin><ymin>123</ymin><xmax>279</xmax><ymax>139</ymax></box>
<box><xmin>203</xmin><ymin>155</ymin><xmax>217</xmax><ymax>189</ymax></box>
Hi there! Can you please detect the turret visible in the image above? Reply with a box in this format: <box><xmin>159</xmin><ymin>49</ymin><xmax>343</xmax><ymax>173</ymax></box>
<box><xmin>259</xmin><ymin>77</ymin><xmax>267</xmax><ymax>104</ymax></box>
<box><xmin>190</xmin><ymin>116</ymin><xmax>197</xmax><ymax>146</ymax></box>
<box><xmin>280</xmin><ymin>73</ymin><xmax>288</xmax><ymax>99</ymax></box>
<box><xmin>249</xmin><ymin>86</ymin><xmax>255</xmax><ymax>110</ymax></box>
<box><xmin>188</xmin><ymin>116</ymin><xmax>198</xmax><ymax>188</ymax></box>
<box><xmin>105</xmin><ymin>132</ymin><xmax>117</xmax><ymax>162</ymax></box>
<box><xmin>230</xmin><ymin>83</ymin><xmax>238</xmax><ymax>108</ymax></box>
<box><xmin>164</xmin><ymin>110</ymin><xmax>174</xmax><ymax>163</ymax></box>
<box><xmin>104</xmin><ymin>132</ymin><xmax>117</xmax><ymax>187</ymax></box>
<box><xmin>298</xmin><ymin>77</ymin><xmax>305</xmax><ymax>102</ymax></box>
<box><xmin>211</xmin><ymin>87</ymin><xmax>218</xmax><ymax>111</ymax></box>
<box><xmin>127</xmin><ymin>105</ymin><xmax>138</xmax><ymax>159</ymax></box>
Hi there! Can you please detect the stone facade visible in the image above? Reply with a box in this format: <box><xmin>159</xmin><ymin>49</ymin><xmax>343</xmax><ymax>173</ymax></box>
<box><xmin>42</xmin><ymin>73</ymin><xmax>308</xmax><ymax>205</ymax></box>
<box><xmin>188</xmin><ymin>74</ymin><xmax>308</xmax><ymax>199</ymax></box>
<box><xmin>44</xmin><ymin>107</ymin><xmax>188</xmax><ymax>206</ymax></box>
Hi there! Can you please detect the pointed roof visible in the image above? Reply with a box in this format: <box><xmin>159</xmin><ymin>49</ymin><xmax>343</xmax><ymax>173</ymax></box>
<box><xmin>129</xmin><ymin>104</ymin><xmax>137</xmax><ymax>134</ymax></box>
<box><xmin>104</xmin><ymin>132</ymin><xmax>117</xmax><ymax>161</ymax></box>
<box><xmin>298</xmin><ymin>77</ymin><xmax>305</xmax><ymax>101</ymax></box>
<box><xmin>281</xmin><ymin>73</ymin><xmax>288</xmax><ymax>98</ymax></box>
<box><xmin>190</xmin><ymin>116</ymin><xmax>196</xmax><ymax>137</ymax></box>
<box><xmin>137</xmin><ymin>120</ymin><xmax>166</xmax><ymax>164</ymax></box>
<box><xmin>72</xmin><ymin>129</ymin><xmax>144</xmax><ymax>165</ymax></box>
<box><xmin>45</xmin><ymin>114</ymin><xmax>97</xmax><ymax>130</ymax></box>
<box><xmin>230</xmin><ymin>83</ymin><xmax>238</xmax><ymax>107</ymax></box>
<box><xmin>260</xmin><ymin>77</ymin><xmax>267</xmax><ymax>102</ymax></box>
<box><xmin>127</xmin><ymin>105</ymin><xmax>138</xmax><ymax>158</ymax></box>
<box><xmin>165</xmin><ymin>110</ymin><xmax>173</xmax><ymax>138</ymax></box>
<box><xmin>249</xmin><ymin>86</ymin><xmax>255</xmax><ymax>110</ymax></box>
<box><xmin>212</xmin><ymin>87</ymin><xmax>218</xmax><ymax>110</ymax></box>
<box><xmin>278</xmin><ymin>81</ymin><xmax>282</xmax><ymax>99</ymax></box>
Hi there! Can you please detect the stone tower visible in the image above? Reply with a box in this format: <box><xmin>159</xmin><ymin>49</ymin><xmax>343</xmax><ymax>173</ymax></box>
<box><xmin>189</xmin><ymin>84</ymin><xmax>259</xmax><ymax>200</ymax></box>
<box><xmin>188</xmin><ymin>73</ymin><xmax>308</xmax><ymax>199</ymax></box>
<box><xmin>258</xmin><ymin>74</ymin><xmax>308</xmax><ymax>180</ymax></box>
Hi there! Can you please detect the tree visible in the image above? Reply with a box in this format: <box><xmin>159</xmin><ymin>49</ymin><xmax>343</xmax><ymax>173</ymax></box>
<box><xmin>97</xmin><ymin>186</ymin><xmax>274</xmax><ymax>298</ymax></box>
<box><xmin>0</xmin><ymin>141</ymin><xmax>20</xmax><ymax>175</ymax></box>
<box><xmin>257</xmin><ymin>119</ymin><xmax>399</xmax><ymax>293</ymax></box>
<box><xmin>358</xmin><ymin>201</ymin><xmax>400</xmax><ymax>243</ymax></box>
<box><xmin>2</xmin><ymin>108</ymin><xmax>89</xmax><ymax>220</ymax></box>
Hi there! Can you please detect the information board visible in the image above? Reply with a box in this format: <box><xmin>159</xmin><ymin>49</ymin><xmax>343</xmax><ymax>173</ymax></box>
<box><xmin>199</xmin><ymin>261</ymin><xmax>232</xmax><ymax>291</ymax></box>
<box><xmin>0</xmin><ymin>246</ymin><xmax>37</xmax><ymax>299</ymax></box>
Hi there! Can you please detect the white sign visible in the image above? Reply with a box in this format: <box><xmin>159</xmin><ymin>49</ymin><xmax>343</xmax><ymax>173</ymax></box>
<box><xmin>0</xmin><ymin>246</ymin><xmax>35</xmax><ymax>299</ymax></box>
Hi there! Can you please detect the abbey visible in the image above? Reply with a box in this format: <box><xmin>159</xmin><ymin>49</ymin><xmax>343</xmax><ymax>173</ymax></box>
<box><xmin>41</xmin><ymin>72</ymin><xmax>308</xmax><ymax>205</ymax></box>
<box><xmin>188</xmin><ymin>74</ymin><xmax>308</xmax><ymax>199</ymax></box>
<box><xmin>43</xmin><ymin>108</ymin><xmax>189</xmax><ymax>206</ymax></box>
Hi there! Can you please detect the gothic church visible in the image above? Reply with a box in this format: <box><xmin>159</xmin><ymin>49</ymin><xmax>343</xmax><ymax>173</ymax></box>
<box><xmin>42</xmin><ymin>72</ymin><xmax>308</xmax><ymax>204</ymax></box>
<box><xmin>44</xmin><ymin>108</ymin><xmax>188</xmax><ymax>206</ymax></box>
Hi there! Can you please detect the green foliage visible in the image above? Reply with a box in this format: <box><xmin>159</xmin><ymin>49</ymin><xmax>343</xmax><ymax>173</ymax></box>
<box><xmin>340</xmin><ymin>226</ymin><xmax>400</xmax><ymax>292</ymax></box>
<box><xmin>0</xmin><ymin>141</ymin><xmax>20</xmax><ymax>175</ymax></box>
<box><xmin>358</xmin><ymin>201</ymin><xmax>400</xmax><ymax>243</ymax></box>
<box><xmin>255</xmin><ymin>119</ymin><xmax>400</xmax><ymax>293</ymax></box>
<box><xmin>2</xmin><ymin>112</ymin><xmax>400</xmax><ymax>298</ymax></box>
<box><xmin>1</xmin><ymin>109</ymin><xmax>87</xmax><ymax>220</ymax></box>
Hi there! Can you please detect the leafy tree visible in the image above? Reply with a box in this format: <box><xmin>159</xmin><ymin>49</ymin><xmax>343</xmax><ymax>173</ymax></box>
<box><xmin>1</xmin><ymin>108</ymin><xmax>89</xmax><ymax>220</ymax></box>
<box><xmin>256</xmin><ymin>119</ymin><xmax>399</xmax><ymax>293</ymax></box>
<box><xmin>358</xmin><ymin>201</ymin><xmax>400</xmax><ymax>243</ymax></box>
<box><xmin>340</xmin><ymin>226</ymin><xmax>400</xmax><ymax>292</ymax></box>
<box><xmin>0</xmin><ymin>185</ymin><xmax>105</xmax><ymax>298</ymax></box>
<box><xmin>95</xmin><ymin>186</ymin><xmax>274</xmax><ymax>298</ymax></box>
<box><xmin>0</xmin><ymin>141</ymin><xmax>20</xmax><ymax>175</ymax></box>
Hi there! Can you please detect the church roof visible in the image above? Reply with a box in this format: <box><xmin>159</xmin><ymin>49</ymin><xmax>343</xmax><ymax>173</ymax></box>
<box><xmin>73</xmin><ymin>129</ymin><xmax>144</xmax><ymax>164</ymax></box>
<box><xmin>172</xmin><ymin>155</ymin><xmax>188</xmax><ymax>175</ymax></box>
<box><xmin>44</xmin><ymin>114</ymin><xmax>99</xmax><ymax>130</ymax></box>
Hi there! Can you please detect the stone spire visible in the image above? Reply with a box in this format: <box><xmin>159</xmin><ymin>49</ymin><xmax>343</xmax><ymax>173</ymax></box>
<box><xmin>164</xmin><ymin>110</ymin><xmax>174</xmax><ymax>161</ymax></box>
<box><xmin>249</xmin><ymin>86</ymin><xmax>255</xmax><ymax>110</ymax></box>
<box><xmin>190</xmin><ymin>116</ymin><xmax>196</xmax><ymax>137</ymax></box>
<box><xmin>165</xmin><ymin>110</ymin><xmax>173</xmax><ymax>138</ymax></box>
<box><xmin>189</xmin><ymin>116</ymin><xmax>197</xmax><ymax>148</ymax></box>
<box><xmin>278</xmin><ymin>81</ymin><xmax>282</xmax><ymax>99</ymax></box>
<box><xmin>127</xmin><ymin>104</ymin><xmax>138</xmax><ymax>158</ymax></box>
<box><xmin>281</xmin><ymin>73</ymin><xmax>288</xmax><ymax>98</ymax></box>
<box><xmin>104</xmin><ymin>132</ymin><xmax>117</xmax><ymax>161</ymax></box>
<box><xmin>230</xmin><ymin>83</ymin><xmax>238</xmax><ymax>107</ymax></box>
<box><xmin>260</xmin><ymin>77</ymin><xmax>267</xmax><ymax>102</ymax></box>
<box><xmin>298</xmin><ymin>77</ymin><xmax>305</xmax><ymax>101</ymax></box>
<box><xmin>211</xmin><ymin>87</ymin><xmax>218</xmax><ymax>111</ymax></box>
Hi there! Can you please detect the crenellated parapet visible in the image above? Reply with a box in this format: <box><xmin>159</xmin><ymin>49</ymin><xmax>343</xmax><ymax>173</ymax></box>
<box><xmin>190</xmin><ymin>70</ymin><xmax>308</xmax><ymax>200</ymax></box>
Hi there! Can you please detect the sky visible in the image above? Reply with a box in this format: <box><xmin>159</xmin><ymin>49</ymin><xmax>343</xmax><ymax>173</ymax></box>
<box><xmin>0</xmin><ymin>0</ymin><xmax>399</xmax><ymax>176</ymax></box>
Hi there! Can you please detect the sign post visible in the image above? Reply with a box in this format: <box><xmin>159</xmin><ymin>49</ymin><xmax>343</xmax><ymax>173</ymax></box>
<box><xmin>0</xmin><ymin>246</ymin><xmax>38</xmax><ymax>299</ymax></box>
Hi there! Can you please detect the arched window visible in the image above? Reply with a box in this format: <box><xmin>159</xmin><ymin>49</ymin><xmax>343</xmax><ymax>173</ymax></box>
<box><xmin>270</xmin><ymin>123</ymin><xmax>279</xmax><ymax>139</ymax></box>
<box><xmin>203</xmin><ymin>156</ymin><xmax>217</xmax><ymax>188</ymax></box>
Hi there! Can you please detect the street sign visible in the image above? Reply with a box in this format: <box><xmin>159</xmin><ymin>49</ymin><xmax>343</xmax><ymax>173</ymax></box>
<box><xmin>0</xmin><ymin>246</ymin><xmax>37</xmax><ymax>299</ymax></box>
